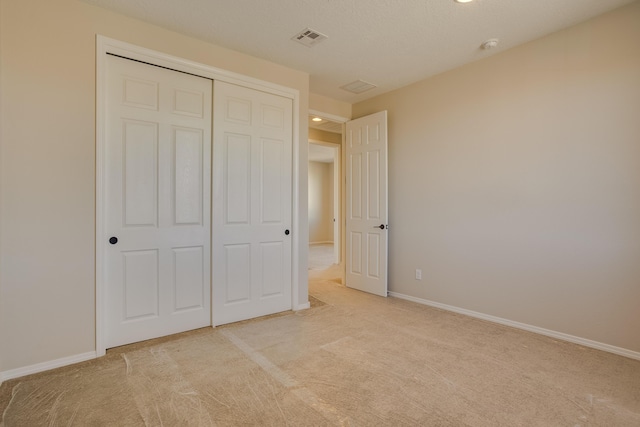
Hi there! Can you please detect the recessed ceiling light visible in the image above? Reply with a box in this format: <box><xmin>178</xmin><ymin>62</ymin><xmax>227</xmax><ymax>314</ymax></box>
<box><xmin>455</xmin><ymin>0</ymin><xmax>473</xmax><ymax>3</ymax></box>
<box><xmin>312</xmin><ymin>117</ymin><xmax>322</xmax><ymax>122</ymax></box>
<box><xmin>481</xmin><ymin>38</ymin><xmax>499</xmax><ymax>49</ymax></box>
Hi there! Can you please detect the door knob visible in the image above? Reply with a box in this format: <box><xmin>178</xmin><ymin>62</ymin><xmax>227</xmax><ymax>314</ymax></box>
<box><xmin>285</xmin><ymin>229</ymin><xmax>290</xmax><ymax>235</ymax></box>
<box><xmin>375</xmin><ymin>224</ymin><xmax>385</xmax><ymax>229</ymax></box>
<box><xmin>109</xmin><ymin>236</ymin><xmax>118</xmax><ymax>245</ymax></box>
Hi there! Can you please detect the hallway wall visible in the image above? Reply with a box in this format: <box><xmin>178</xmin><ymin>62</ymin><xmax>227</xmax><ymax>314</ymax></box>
<box><xmin>308</xmin><ymin>161</ymin><xmax>334</xmax><ymax>243</ymax></box>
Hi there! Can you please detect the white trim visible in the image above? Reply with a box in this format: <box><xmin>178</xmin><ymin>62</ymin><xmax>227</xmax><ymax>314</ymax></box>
<box><xmin>0</xmin><ymin>351</ymin><xmax>97</xmax><ymax>384</ymax></box>
<box><xmin>95</xmin><ymin>36</ymin><xmax>107</xmax><ymax>358</ymax></box>
<box><xmin>309</xmin><ymin>241</ymin><xmax>334</xmax><ymax>245</ymax></box>
<box><xmin>294</xmin><ymin>302</ymin><xmax>311</xmax><ymax>311</ymax></box>
<box><xmin>96</xmin><ymin>35</ymin><xmax>302</xmax><ymax>356</ymax></box>
<box><xmin>291</xmin><ymin>91</ymin><xmax>302</xmax><ymax>316</ymax></box>
<box><xmin>308</xmin><ymin>109</ymin><xmax>349</xmax><ymax>124</ymax></box>
<box><xmin>389</xmin><ymin>292</ymin><xmax>640</xmax><ymax>361</ymax></box>
<box><xmin>308</xmin><ymin>139</ymin><xmax>340</xmax><ymax>148</ymax></box>
<box><xmin>100</xmin><ymin>37</ymin><xmax>297</xmax><ymax>99</ymax></box>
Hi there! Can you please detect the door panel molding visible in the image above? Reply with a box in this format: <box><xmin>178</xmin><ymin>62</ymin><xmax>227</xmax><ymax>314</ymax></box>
<box><xmin>96</xmin><ymin>36</ymin><xmax>302</xmax><ymax>356</ymax></box>
<box><xmin>104</xmin><ymin>55</ymin><xmax>212</xmax><ymax>348</ymax></box>
<box><xmin>345</xmin><ymin>111</ymin><xmax>388</xmax><ymax>297</ymax></box>
<box><xmin>212</xmin><ymin>81</ymin><xmax>293</xmax><ymax>325</ymax></box>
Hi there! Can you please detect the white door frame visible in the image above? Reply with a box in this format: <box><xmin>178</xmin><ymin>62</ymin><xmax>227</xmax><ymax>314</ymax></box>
<box><xmin>96</xmin><ymin>36</ymin><xmax>302</xmax><ymax>356</ymax></box>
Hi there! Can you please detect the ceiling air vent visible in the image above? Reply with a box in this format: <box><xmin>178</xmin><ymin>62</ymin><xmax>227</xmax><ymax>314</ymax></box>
<box><xmin>292</xmin><ymin>28</ymin><xmax>328</xmax><ymax>47</ymax></box>
<box><xmin>340</xmin><ymin>80</ymin><xmax>377</xmax><ymax>94</ymax></box>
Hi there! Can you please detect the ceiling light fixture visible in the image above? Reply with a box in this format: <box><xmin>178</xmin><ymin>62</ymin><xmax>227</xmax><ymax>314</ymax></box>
<box><xmin>481</xmin><ymin>38</ymin><xmax>499</xmax><ymax>49</ymax></box>
<box><xmin>312</xmin><ymin>117</ymin><xmax>322</xmax><ymax>122</ymax></box>
<box><xmin>455</xmin><ymin>0</ymin><xmax>473</xmax><ymax>3</ymax></box>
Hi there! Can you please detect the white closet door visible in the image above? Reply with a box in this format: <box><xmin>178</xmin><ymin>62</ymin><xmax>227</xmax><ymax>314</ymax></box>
<box><xmin>105</xmin><ymin>55</ymin><xmax>212</xmax><ymax>348</ymax></box>
<box><xmin>212</xmin><ymin>81</ymin><xmax>293</xmax><ymax>325</ymax></box>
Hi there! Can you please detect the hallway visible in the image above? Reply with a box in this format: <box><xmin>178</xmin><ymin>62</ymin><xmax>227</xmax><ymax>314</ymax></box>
<box><xmin>308</xmin><ymin>243</ymin><xmax>335</xmax><ymax>271</ymax></box>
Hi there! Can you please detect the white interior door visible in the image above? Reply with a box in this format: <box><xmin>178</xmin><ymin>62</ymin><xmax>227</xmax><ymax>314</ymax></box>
<box><xmin>345</xmin><ymin>111</ymin><xmax>388</xmax><ymax>297</ymax></box>
<box><xmin>105</xmin><ymin>55</ymin><xmax>212</xmax><ymax>348</ymax></box>
<box><xmin>212</xmin><ymin>81</ymin><xmax>293</xmax><ymax>325</ymax></box>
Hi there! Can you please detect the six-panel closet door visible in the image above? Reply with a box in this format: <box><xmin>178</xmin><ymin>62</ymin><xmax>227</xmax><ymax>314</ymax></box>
<box><xmin>104</xmin><ymin>56</ymin><xmax>294</xmax><ymax>347</ymax></box>
<box><xmin>212</xmin><ymin>81</ymin><xmax>293</xmax><ymax>325</ymax></box>
<box><xmin>104</xmin><ymin>55</ymin><xmax>212</xmax><ymax>348</ymax></box>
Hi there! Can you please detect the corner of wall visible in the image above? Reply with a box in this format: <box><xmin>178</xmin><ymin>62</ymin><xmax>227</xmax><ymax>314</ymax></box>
<box><xmin>0</xmin><ymin>0</ymin><xmax>6</xmax><ymax>376</ymax></box>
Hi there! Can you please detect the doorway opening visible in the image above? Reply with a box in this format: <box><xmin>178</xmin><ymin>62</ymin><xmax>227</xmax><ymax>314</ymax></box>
<box><xmin>307</xmin><ymin>109</ymin><xmax>389</xmax><ymax>296</ymax></box>
<box><xmin>308</xmin><ymin>114</ymin><xmax>342</xmax><ymax>272</ymax></box>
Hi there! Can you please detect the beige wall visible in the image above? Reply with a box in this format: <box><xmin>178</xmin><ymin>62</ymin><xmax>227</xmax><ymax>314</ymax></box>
<box><xmin>0</xmin><ymin>0</ymin><xmax>309</xmax><ymax>373</ymax></box>
<box><xmin>308</xmin><ymin>161</ymin><xmax>334</xmax><ymax>243</ymax></box>
<box><xmin>309</xmin><ymin>93</ymin><xmax>351</xmax><ymax>120</ymax></box>
<box><xmin>353</xmin><ymin>2</ymin><xmax>640</xmax><ymax>353</ymax></box>
<box><xmin>309</xmin><ymin>128</ymin><xmax>342</xmax><ymax>145</ymax></box>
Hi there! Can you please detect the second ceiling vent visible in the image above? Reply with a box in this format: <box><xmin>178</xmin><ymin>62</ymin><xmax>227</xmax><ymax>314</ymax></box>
<box><xmin>340</xmin><ymin>80</ymin><xmax>377</xmax><ymax>94</ymax></box>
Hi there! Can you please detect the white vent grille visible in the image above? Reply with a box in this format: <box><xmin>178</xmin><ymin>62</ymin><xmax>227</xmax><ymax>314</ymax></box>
<box><xmin>340</xmin><ymin>80</ymin><xmax>377</xmax><ymax>94</ymax></box>
<box><xmin>292</xmin><ymin>28</ymin><xmax>328</xmax><ymax>47</ymax></box>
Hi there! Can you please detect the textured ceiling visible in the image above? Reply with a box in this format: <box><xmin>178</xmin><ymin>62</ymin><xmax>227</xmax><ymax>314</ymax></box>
<box><xmin>84</xmin><ymin>0</ymin><xmax>636</xmax><ymax>103</ymax></box>
<box><xmin>309</xmin><ymin>116</ymin><xmax>343</xmax><ymax>134</ymax></box>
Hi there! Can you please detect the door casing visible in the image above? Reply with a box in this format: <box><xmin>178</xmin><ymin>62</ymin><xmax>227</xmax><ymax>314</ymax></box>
<box><xmin>96</xmin><ymin>36</ymin><xmax>303</xmax><ymax>356</ymax></box>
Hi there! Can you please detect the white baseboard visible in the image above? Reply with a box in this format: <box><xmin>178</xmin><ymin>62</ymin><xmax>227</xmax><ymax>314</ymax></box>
<box><xmin>389</xmin><ymin>292</ymin><xmax>640</xmax><ymax>361</ymax></box>
<box><xmin>294</xmin><ymin>302</ymin><xmax>311</xmax><ymax>311</ymax></box>
<box><xmin>0</xmin><ymin>351</ymin><xmax>97</xmax><ymax>386</ymax></box>
<box><xmin>309</xmin><ymin>241</ymin><xmax>333</xmax><ymax>246</ymax></box>
<box><xmin>4</xmin><ymin>294</ymin><xmax>635</xmax><ymax>387</ymax></box>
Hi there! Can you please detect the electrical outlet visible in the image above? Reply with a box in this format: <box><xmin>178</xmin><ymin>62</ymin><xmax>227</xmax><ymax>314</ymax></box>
<box><xmin>415</xmin><ymin>269</ymin><xmax>422</xmax><ymax>280</ymax></box>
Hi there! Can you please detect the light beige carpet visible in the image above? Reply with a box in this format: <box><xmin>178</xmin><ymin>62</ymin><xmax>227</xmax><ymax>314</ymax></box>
<box><xmin>1</xmin><ymin>266</ymin><xmax>639</xmax><ymax>426</ymax></box>
<box><xmin>308</xmin><ymin>243</ymin><xmax>335</xmax><ymax>271</ymax></box>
